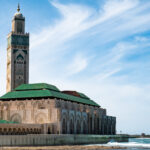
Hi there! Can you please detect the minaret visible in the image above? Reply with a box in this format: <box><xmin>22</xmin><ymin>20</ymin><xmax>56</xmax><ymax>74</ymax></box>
<box><xmin>6</xmin><ymin>4</ymin><xmax>29</xmax><ymax>92</ymax></box>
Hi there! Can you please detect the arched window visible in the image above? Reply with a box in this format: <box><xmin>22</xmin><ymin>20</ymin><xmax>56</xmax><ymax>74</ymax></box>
<box><xmin>14</xmin><ymin>54</ymin><xmax>25</xmax><ymax>87</ymax></box>
<box><xmin>10</xmin><ymin>113</ymin><xmax>22</xmax><ymax>123</ymax></box>
<box><xmin>17</xmin><ymin>22</ymin><xmax>23</xmax><ymax>33</ymax></box>
<box><xmin>97</xmin><ymin>118</ymin><xmax>99</xmax><ymax>134</ymax></box>
<box><xmin>48</xmin><ymin>127</ymin><xmax>51</xmax><ymax>134</ymax></box>
<box><xmin>89</xmin><ymin>117</ymin><xmax>92</xmax><ymax>134</ymax></box>
<box><xmin>4</xmin><ymin>128</ymin><xmax>7</xmax><ymax>135</ymax></box>
<box><xmin>70</xmin><ymin>119</ymin><xmax>74</xmax><ymax>134</ymax></box>
<box><xmin>104</xmin><ymin>118</ymin><xmax>107</xmax><ymax>135</ymax></box>
<box><xmin>94</xmin><ymin>115</ymin><xmax>97</xmax><ymax>134</ymax></box>
<box><xmin>22</xmin><ymin>128</ymin><xmax>25</xmax><ymax>135</ymax></box>
<box><xmin>62</xmin><ymin>118</ymin><xmax>67</xmax><ymax>134</ymax></box>
<box><xmin>0</xmin><ymin>128</ymin><xmax>2</xmax><ymax>135</ymax></box>
<box><xmin>83</xmin><ymin>120</ymin><xmax>86</xmax><ymax>134</ymax></box>
<box><xmin>13</xmin><ymin>128</ymin><xmax>16</xmax><ymax>135</ymax></box>
<box><xmin>30</xmin><ymin>129</ymin><xmax>33</xmax><ymax>134</ymax></box>
<box><xmin>8</xmin><ymin>128</ymin><xmax>12</xmax><ymax>135</ymax></box>
<box><xmin>76</xmin><ymin>120</ymin><xmax>81</xmax><ymax>134</ymax></box>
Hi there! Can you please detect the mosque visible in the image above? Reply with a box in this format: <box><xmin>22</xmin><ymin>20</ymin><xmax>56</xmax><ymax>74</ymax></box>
<box><xmin>0</xmin><ymin>5</ymin><xmax>116</xmax><ymax>135</ymax></box>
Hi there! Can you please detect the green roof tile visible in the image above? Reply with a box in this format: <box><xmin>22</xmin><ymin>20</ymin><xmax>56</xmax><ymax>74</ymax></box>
<box><xmin>1</xmin><ymin>90</ymin><xmax>51</xmax><ymax>99</ymax></box>
<box><xmin>15</xmin><ymin>83</ymin><xmax>60</xmax><ymax>92</ymax></box>
<box><xmin>0</xmin><ymin>120</ymin><xmax>17</xmax><ymax>124</ymax></box>
<box><xmin>77</xmin><ymin>92</ymin><xmax>90</xmax><ymax>99</ymax></box>
<box><xmin>50</xmin><ymin>91</ymin><xmax>99</xmax><ymax>106</ymax></box>
<box><xmin>0</xmin><ymin>83</ymin><xmax>100</xmax><ymax>107</ymax></box>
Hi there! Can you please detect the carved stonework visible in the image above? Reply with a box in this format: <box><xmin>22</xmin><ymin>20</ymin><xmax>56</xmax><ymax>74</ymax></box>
<box><xmin>35</xmin><ymin>113</ymin><xmax>47</xmax><ymax>124</ymax></box>
<box><xmin>10</xmin><ymin>113</ymin><xmax>22</xmax><ymax>123</ymax></box>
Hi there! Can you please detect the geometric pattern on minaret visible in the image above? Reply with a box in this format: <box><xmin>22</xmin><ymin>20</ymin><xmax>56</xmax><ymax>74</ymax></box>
<box><xmin>6</xmin><ymin>4</ymin><xmax>29</xmax><ymax>92</ymax></box>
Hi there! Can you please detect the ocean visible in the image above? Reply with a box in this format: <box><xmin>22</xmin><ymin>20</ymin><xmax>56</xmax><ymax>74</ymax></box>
<box><xmin>102</xmin><ymin>137</ymin><xmax>150</xmax><ymax>149</ymax></box>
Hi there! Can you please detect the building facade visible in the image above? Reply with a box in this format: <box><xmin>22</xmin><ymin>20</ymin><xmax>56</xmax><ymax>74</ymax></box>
<box><xmin>0</xmin><ymin>83</ymin><xmax>116</xmax><ymax>135</ymax></box>
<box><xmin>6</xmin><ymin>4</ymin><xmax>29</xmax><ymax>92</ymax></box>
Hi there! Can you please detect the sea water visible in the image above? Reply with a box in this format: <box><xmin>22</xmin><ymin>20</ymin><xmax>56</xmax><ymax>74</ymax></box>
<box><xmin>87</xmin><ymin>138</ymin><xmax>150</xmax><ymax>150</ymax></box>
<box><xmin>106</xmin><ymin>138</ymin><xmax>150</xmax><ymax>149</ymax></box>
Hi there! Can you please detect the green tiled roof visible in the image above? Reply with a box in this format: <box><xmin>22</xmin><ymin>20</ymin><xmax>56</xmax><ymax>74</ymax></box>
<box><xmin>77</xmin><ymin>92</ymin><xmax>90</xmax><ymax>99</ymax></box>
<box><xmin>15</xmin><ymin>83</ymin><xmax>60</xmax><ymax>92</ymax></box>
<box><xmin>0</xmin><ymin>120</ymin><xmax>17</xmax><ymax>124</ymax></box>
<box><xmin>0</xmin><ymin>83</ymin><xmax>100</xmax><ymax>107</ymax></box>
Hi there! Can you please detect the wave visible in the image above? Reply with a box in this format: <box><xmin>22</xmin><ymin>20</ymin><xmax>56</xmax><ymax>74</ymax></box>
<box><xmin>136</xmin><ymin>137</ymin><xmax>150</xmax><ymax>139</ymax></box>
<box><xmin>107</xmin><ymin>141</ymin><xmax>150</xmax><ymax>148</ymax></box>
<box><xmin>86</xmin><ymin>138</ymin><xmax>150</xmax><ymax>148</ymax></box>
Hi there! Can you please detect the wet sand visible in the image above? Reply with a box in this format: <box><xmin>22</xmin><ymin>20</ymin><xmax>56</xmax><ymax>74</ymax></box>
<box><xmin>0</xmin><ymin>145</ymin><xmax>126</xmax><ymax>150</ymax></box>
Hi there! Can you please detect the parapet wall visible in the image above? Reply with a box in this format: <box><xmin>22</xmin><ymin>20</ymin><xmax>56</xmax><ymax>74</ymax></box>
<box><xmin>0</xmin><ymin>134</ymin><xmax>129</xmax><ymax>146</ymax></box>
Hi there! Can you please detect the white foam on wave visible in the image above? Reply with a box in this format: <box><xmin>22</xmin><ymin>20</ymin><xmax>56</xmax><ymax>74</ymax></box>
<box><xmin>107</xmin><ymin>141</ymin><xmax>150</xmax><ymax>148</ymax></box>
<box><xmin>136</xmin><ymin>137</ymin><xmax>150</xmax><ymax>139</ymax></box>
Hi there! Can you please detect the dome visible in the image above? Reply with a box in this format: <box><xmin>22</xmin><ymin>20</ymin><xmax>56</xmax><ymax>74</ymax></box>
<box><xmin>14</xmin><ymin>12</ymin><xmax>23</xmax><ymax>18</ymax></box>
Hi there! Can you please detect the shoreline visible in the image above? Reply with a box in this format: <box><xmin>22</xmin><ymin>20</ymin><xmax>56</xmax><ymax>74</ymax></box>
<box><xmin>0</xmin><ymin>145</ymin><xmax>127</xmax><ymax>150</ymax></box>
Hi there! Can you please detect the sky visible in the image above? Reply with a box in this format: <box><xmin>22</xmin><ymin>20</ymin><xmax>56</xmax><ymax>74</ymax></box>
<box><xmin>0</xmin><ymin>0</ymin><xmax>150</xmax><ymax>134</ymax></box>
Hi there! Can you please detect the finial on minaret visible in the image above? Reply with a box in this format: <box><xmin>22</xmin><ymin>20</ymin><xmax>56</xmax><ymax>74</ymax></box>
<box><xmin>17</xmin><ymin>3</ymin><xmax>20</xmax><ymax>12</ymax></box>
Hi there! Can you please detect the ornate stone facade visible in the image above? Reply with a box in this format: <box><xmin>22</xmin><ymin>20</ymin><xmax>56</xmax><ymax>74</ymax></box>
<box><xmin>6</xmin><ymin>5</ymin><xmax>29</xmax><ymax>92</ymax></box>
<box><xmin>0</xmin><ymin>97</ymin><xmax>116</xmax><ymax>135</ymax></box>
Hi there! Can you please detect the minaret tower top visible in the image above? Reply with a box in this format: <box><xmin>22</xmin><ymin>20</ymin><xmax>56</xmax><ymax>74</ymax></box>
<box><xmin>12</xmin><ymin>4</ymin><xmax>25</xmax><ymax>34</ymax></box>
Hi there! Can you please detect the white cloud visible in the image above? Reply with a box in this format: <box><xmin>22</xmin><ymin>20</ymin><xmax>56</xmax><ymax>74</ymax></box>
<box><xmin>135</xmin><ymin>36</ymin><xmax>150</xmax><ymax>42</ymax></box>
<box><xmin>100</xmin><ymin>0</ymin><xmax>138</xmax><ymax>21</ymax></box>
<box><xmin>66</xmin><ymin>54</ymin><xmax>88</xmax><ymax>75</ymax></box>
<box><xmin>30</xmin><ymin>2</ymin><xmax>92</xmax><ymax>52</ymax></box>
<box><xmin>94</xmin><ymin>68</ymin><xmax>121</xmax><ymax>81</ymax></box>
<box><xmin>30</xmin><ymin>0</ymin><xmax>140</xmax><ymax>54</ymax></box>
<box><xmin>29</xmin><ymin>0</ymin><xmax>143</xmax><ymax>80</ymax></box>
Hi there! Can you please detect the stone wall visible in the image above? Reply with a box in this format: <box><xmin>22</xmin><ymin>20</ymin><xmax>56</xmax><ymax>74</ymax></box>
<box><xmin>55</xmin><ymin>99</ymin><xmax>116</xmax><ymax>135</ymax></box>
<box><xmin>0</xmin><ymin>134</ymin><xmax>128</xmax><ymax>146</ymax></box>
<box><xmin>0</xmin><ymin>98</ymin><xmax>116</xmax><ymax>135</ymax></box>
<box><xmin>0</xmin><ymin>99</ymin><xmax>55</xmax><ymax>124</ymax></box>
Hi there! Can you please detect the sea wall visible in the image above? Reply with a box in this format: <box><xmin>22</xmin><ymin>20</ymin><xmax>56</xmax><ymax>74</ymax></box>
<box><xmin>0</xmin><ymin>134</ymin><xmax>129</xmax><ymax>146</ymax></box>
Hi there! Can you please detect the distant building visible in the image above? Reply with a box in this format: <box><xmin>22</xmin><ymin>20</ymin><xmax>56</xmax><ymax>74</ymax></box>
<box><xmin>0</xmin><ymin>5</ymin><xmax>116</xmax><ymax>135</ymax></box>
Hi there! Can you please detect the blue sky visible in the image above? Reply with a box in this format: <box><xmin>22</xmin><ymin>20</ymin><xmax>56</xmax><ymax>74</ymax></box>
<box><xmin>0</xmin><ymin>0</ymin><xmax>150</xmax><ymax>134</ymax></box>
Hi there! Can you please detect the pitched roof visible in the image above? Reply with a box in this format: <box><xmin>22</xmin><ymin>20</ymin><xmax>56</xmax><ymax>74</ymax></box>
<box><xmin>62</xmin><ymin>91</ymin><xmax>90</xmax><ymax>100</ymax></box>
<box><xmin>0</xmin><ymin>83</ymin><xmax>100</xmax><ymax>107</ymax></box>
<box><xmin>15</xmin><ymin>83</ymin><xmax>60</xmax><ymax>92</ymax></box>
<box><xmin>77</xmin><ymin>92</ymin><xmax>90</xmax><ymax>99</ymax></box>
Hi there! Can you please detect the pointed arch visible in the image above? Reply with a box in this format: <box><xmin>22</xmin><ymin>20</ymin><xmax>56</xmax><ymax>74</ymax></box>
<box><xmin>35</xmin><ymin>113</ymin><xmax>47</xmax><ymax>124</ymax></box>
<box><xmin>10</xmin><ymin>113</ymin><xmax>22</xmax><ymax>123</ymax></box>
